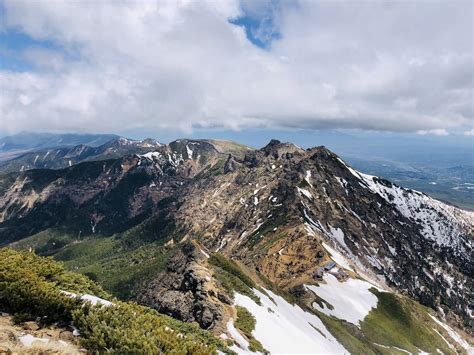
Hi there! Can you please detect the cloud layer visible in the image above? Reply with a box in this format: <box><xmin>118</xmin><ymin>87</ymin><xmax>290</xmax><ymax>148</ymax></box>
<box><xmin>0</xmin><ymin>0</ymin><xmax>472</xmax><ymax>134</ymax></box>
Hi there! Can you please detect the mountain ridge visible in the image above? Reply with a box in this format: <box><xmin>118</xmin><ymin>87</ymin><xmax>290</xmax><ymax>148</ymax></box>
<box><xmin>0</xmin><ymin>138</ymin><xmax>472</xmax><ymax>353</ymax></box>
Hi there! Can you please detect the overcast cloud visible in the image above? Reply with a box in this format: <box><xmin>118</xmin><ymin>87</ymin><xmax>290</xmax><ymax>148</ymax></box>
<box><xmin>0</xmin><ymin>0</ymin><xmax>472</xmax><ymax>135</ymax></box>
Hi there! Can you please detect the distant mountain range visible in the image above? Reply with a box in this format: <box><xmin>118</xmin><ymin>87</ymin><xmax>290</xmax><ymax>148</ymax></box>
<box><xmin>0</xmin><ymin>137</ymin><xmax>472</xmax><ymax>353</ymax></box>
<box><xmin>0</xmin><ymin>132</ymin><xmax>119</xmax><ymax>161</ymax></box>
<box><xmin>0</xmin><ymin>137</ymin><xmax>162</xmax><ymax>174</ymax></box>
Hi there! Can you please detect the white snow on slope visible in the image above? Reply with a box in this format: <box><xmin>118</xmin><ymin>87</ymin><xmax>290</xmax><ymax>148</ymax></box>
<box><xmin>139</xmin><ymin>150</ymin><xmax>184</xmax><ymax>169</ymax></box>
<box><xmin>428</xmin><ymin>314</ymin><xmax>472</xmax><ymax>352</ymax></box>
<box><xmin>328</xmin><ymin>226</ymin><xmax>347</xmax><ymax>250</ymax></box>
<box><xmin>227</xmin><ymin>319</ymin><xmax>250</xmax><ymax>354</ymax></box>
<box><xmin>186</xmin><ymin>144</ymin><xmax>193</xmax><ymax>159</ymax></box>
<box><xmin>141</xmin><ymin>151</ymin><xmax>162</xmax><ymax>160</ymax></box>
<box><xmin>61</xmin><ymin>291</ymin><xmax>113</xmax><ymax>307</ymax></box>
<box><xmin>19</xmin><ymin>334</ymin><xmax>49</xmax><ymax>347</ymax></box>
<box><xmin>297</xmin><ymin>186</ymin><xmax>313</xmax><ymax>199</ymax></box>
<box><xmin>305</xmin><ymin>170</ymin><xmax>313</xmax><ymax>187</ymax></box>
<box><xmin>233</xmin><ymin>288</ymin><xmax>347</xmax><ymax>354</ymax></box>
<box><xmin>322</xmin><ymin>242</ymin><xmax>352</xmax><ymax>270</ymax></box>
<box><xmin>306</xmin><ymin>274</ymin><xmax>380</xmax><ymax>326</ymax></box>
<box><xmin>337</xmin><ymin>157</ymin><xmax>473</xmax><ymax>248</ymax></box>
<box><xmin>199</xmin><ymin>248</ymin><xmax>210</xmax><ymax>259</ymax></box>
<box><xmin>432</xmin><ymin>328</ymin><xmax>455</xmax><ymax>351</ymax></box>
<box><xmin>373</xmin><ymin>343</ymin><xmax>411</xmax><ymax>354</ymax></box>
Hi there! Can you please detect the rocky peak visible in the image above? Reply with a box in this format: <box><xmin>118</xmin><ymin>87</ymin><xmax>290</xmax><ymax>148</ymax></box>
<box><xmin>168</xmin><ymin>139</ymin><xmax>220</xmax><ymax>161</ymax></box>
<box><xmin>261</xmin><ymin>139</ymin><xmax>304</xmax><ymax>158</ymax></box>
<box><xmin>262</xmin><ymin>139</ymin><xmax>282</xmax><ymax>150</ymax></box>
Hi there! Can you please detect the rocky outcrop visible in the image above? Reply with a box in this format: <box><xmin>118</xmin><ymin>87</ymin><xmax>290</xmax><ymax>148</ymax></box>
<box><xmin>224</xmin><ymin>154</ymin><xmax>240</xmax><ymax>173</ymax></box>
<box><xmin>136</xmin><ymin>242</ymin><xmax>225</xmax><ymax>330</ymax></box>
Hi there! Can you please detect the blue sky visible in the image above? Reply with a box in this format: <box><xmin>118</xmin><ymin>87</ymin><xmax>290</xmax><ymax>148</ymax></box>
<box><xmin>0</xmin><ymin>0</ymin><xmax>472</xmax><ymax>145</ymax></box>
<box><xmin>230</xmin><ymin>1</ymin><xmax>281</xmax><ymax>49</ymax></box>
<box><xmin>0</xmin><ymin>31</ymin><xmax>58</xmax><ymax>71</ymax></box>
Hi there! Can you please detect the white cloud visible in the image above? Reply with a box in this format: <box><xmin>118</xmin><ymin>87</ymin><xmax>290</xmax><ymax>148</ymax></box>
<box><xmin>0</xmin><ymin>0</ymin><xmax>472</xmax><ymax>134</ymax></box>
<box><xmin>463</xmin><ymin>129</ymin><xmax>474</xmax><ymax>136</ymax></box>
<box><xmin>416</xmin><ymin>129</ymin><xmax>449</xmax><ymax>136</ymax></box>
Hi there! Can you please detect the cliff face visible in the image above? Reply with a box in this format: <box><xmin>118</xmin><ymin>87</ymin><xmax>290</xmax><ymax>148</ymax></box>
<box><xmin>136</xmin><ymin>242</ymin><xmax>230</xmax><ymax>330</ymax></box>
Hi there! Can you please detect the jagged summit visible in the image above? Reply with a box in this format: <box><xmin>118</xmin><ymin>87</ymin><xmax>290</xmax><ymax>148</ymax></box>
<box><xmin>262</xmin><ymin>139</ymin><xmax>282</xmax><ymax>149</ymax></box>
<box><xmin>261</xmin><ymin>139</ymin><xmax>304</xmax><ymax>156</ymax></box>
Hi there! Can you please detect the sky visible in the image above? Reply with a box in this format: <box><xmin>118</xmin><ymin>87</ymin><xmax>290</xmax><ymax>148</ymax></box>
<box><xmin>0</xmin><ymin>0</ymin><xmax>473</xmax><ymax>142</ymax></box>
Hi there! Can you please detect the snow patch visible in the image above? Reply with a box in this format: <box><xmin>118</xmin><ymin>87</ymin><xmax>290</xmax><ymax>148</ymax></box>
<box><xmin>305</xmin><ymin>170</ymin><xmax>313</xmax><ymax>187</ymax></box>
<box><xmin>428</xmin><ymin>314</ymin><xmax>472</xmax><ymax>352</ymax></box>
<box><xmin>233</xmin><ymin>288</ymin><xmax>347</xmax><ymax>354</ymax></box>
<box><xmin>328</xmin><ymin>226</ymin><xmax>347</xmax><ymax>250</ymax></box>
<box><xmin>227</xmin><ymin>319</ymin><xmax>249</xmax><ymax>353</ymax></box>
<box><xmin>199</xmin><ymin>248</ymin><xmax>210</xmax><ymax>258</ymax></box>
<box><xmin>19</xmin><ymin>334</ymin><xmax>49</xmax><ymax>347</ymax></box>
<box><xmin>186</xmin><ymin>144</ymin><xmax>193</xmax><ymax>159</ymax></box>
<box><xmin>322</xmin><ymin>242</ymin><xmax>352</xmax><ymax>270</ymax></box>
<box><xmin>61</xmin><ymin>291</ymin><xmax>113</xmax><ymax>307</ymax></box>
<box><xmin>373</xmin><ymin>343</ymin><xmax>411</xmax><ymax>354</ymax></box>
<box><xmin>338</xmin><ymin>157</ymin><xmax>473</xmax><ymax>248</ymax></box>
<box><xmin>297</xmin><ymin>187</ymin><xmax>313</xmax><ymax>199</ymax></box>
<box><xmin>306</xmin><ymin>274</ymin><xmax>380</xmax><ymax>326</ymax></box>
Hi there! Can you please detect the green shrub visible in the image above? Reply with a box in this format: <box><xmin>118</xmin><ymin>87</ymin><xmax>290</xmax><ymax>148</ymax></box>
<box><xmin>234</xmin><ymin>306</ymin><xmax>266</xmax><ymax>353</ymax></box>
<box><xmin>0</xmin><ymin>248</ymin><xmax>85</xmax><ymax>323</ymax></box>
<box><xmin>248</xmin><ymin>338</ymin><xmax>266</xmax><ymax>353</ymax></box>
<box><xmin>0</xmin><ymin>248</ymin><xmax>232</xmax><ymax>354</ymax></box>
<box><xmin>54</xmin><ymin>237</ymin><xmax>174</xmax><ymax>300</ymax></box>
<box><xmin>361</xmin><ymin>290</ymin><xmax>456</xmax><ymax>354</ymax></box>
<box><xmin>235</xmin><ymin>306</ymin><xmax>256</xmax><ymax>335</ymax></box>
<box><xmin>73</xmin><ymin>302</ymin><xmax>215</xmax><ymax>354</ymax></box>
<box><xmin>209</xmin><ymin>253</ymin><xmax>261</xmax><ymax>303</ymax></box>
<box><xmin>208</xmin><ymin>254</ymin><xmax>255</xmax><ymax>289</ymax></box>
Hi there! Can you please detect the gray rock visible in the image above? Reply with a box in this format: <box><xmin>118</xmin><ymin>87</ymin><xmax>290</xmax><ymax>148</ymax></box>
<box><xmin>136</xmin><ymin>242</ymin><xmax>224</xmax><ymax>330</ymax></box>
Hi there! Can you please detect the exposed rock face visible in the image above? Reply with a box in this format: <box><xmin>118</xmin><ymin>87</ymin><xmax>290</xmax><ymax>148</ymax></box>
<box><xmin>224</xmin><ymin>154</ymin><xmax>239</xmax><ymax>173</ymax></box>
<box><xmin>136</xmin><ymin>242</ymin><xmax>225</xmax><ymax>330</ymax></box>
